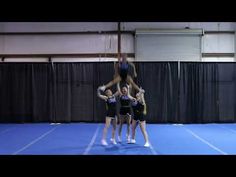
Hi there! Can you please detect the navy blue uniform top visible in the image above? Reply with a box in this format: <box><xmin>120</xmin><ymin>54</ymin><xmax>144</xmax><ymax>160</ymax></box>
<box><xmin>132</xmin><ymin>100</ymin><xmax>144</xmax><ymax>115</ymax></box>
<box><xmin>119</xmin><ymin>62</ymin><xmax>129</xmax><ymax>80</ymax></box>
<box><xmin>106</xmin><ymin>95</ymin><xmax>116</xmax><ymax>111</ymax></box>
<box><xmin>120</xmin><ymin>95</ymin><xmax>131</xmax><ymax>107</ymax></box>
<box><xmin>119</xmin><ymin>95</ymin><xmax>131</xmax><ymax>115</ymax></box>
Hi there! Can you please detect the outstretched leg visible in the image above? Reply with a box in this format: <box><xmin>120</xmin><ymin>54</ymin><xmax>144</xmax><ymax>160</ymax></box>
<box><xmin>100</xmin><ymin>75</ymin><xmax>122</xmax><ymax>91</ymax></box>
<box><xmin>126</xmin><ymin>75</ymin><xmax>144</xmax><ymax>92</ymax></box>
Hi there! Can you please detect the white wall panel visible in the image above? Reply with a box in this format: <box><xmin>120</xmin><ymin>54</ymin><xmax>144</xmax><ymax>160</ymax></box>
<box><xmin>202</xmin><ymin>34</ymin><xmax>235</xmax><ymax>53</ymax></box>
<box><xmin>0</xmin><ymin>34</ymin><xmax>118</xmax><ymax>54</ymax></box>
<box><xmin>122</xmin><ymin>22</ymin><xmax>190</xmax><ymax>31</ymax></box>
<box><xmin>0</xmin><ymin>22</ymin><xmax>117</xmax><ymax>32</ymax></box>
<box><xmin>122</xmin><ymin>22</ymin><xmax>236</xmax><ymax>31</ymax></box>
<box><xmin>202</xmin><ymin>57</ymin><xmax>235</xmax><ymax>62</ymax></box>
<box><xmin>53</xmin><ymin>57</ymin><xmax>119</xmax><ymax>62</ymax></box>
<box><xmin>0</xmin><ymin>22</ymin><xmax>235</xmax><ymax>33</ymax></box>
<box><xmin>3</xmin><ymin>58</ymin><xmax>48</xmax><ymax>62</ymax></box>
<box><xmin>121</xmin><ymin>34</ymin><xmax>134</xmax><ymax>53</ymax></box>
<box><xmin>135</xmin><ymin>30</ymin><xmax>202</xmax><ymax>61</ymax></box>
<box><xmin>0</xmin><ymin>36</ymin><xmax>4</xmax><ymax>53</ymax></box>
<box><xmin>0</xmin><ymin>34</ymin><xmax>135</xmax><ymax>54</ymax></box>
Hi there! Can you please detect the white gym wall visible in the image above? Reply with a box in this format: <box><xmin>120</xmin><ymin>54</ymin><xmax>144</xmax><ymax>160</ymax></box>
<box><xmin>135</xmin><ymin>29</ymin><xmax>203</xmax><ymax>61</ymax></box>
<box><xmin>0</xmin><ymin>22</ymin><xmax>235</xmax><ymax>62</ymax></box>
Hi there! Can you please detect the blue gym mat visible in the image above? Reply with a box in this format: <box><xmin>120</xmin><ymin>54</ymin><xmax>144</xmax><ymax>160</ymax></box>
<box><xmin>1</xmin><ymin>123</ymin><xmax>236</xmax><ymax>155</ymax></box>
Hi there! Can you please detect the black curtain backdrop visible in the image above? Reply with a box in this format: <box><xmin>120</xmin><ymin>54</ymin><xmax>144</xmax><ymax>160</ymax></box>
<box><xmin>136</xmin><ymin>62</ymin><xmax>178</xmax><ymax>123</ymax></box>
<box><xmin>0</xmin><ymin>62</ymin><xmax>236</xmax><ymax>123</ymax></box>
<box><xmin>180</xmin><ymin>62</ymin><xmax>236</xmax><ymax>123</ymax></box>
<box><xmin>217</xmin><ymin>63</ymin><xmax>236</xmax><ymax>122</ymax></box>
<box><xmin>179</xmin><ymin>63</ymin><xmax>220</xmax><ymax>123</ymax></box>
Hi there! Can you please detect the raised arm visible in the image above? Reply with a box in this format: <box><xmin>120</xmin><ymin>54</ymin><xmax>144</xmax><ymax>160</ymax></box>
<box><xmin>127</xmin><ymin>84</ymin><xmax>136</xmax><ymax>101</ymax></box>
<box><xmin>97</xmin><ymin>87</ymin><xmax>108</xmax><ymax>101</ymax></box>
<box><xmin>143</xmin><ymin>102</ymin><xmax>147</xmax><ymax>115</ymax></box>
<box><xmin>113</xmin><ymin>62</ymin><xmax>119</xmax><ymax>76</ymax></box>
<box><xmin>116</xmin><ymin>82</ymin><xmax>122</xmax><ymax>95</ymax></box>
<box><xmin>140</xmin><ymin>92</ymin><xmax>145</xmax><ymax>103</ymax></box>
<box><xmin>113</xmin><ymin>90</ymin><xmax>120</xmax><ymax>97</ymax></box>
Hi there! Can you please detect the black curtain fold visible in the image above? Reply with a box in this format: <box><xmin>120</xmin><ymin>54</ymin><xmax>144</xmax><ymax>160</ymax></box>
<box><xmin>217</xmin><ymin>63</ymin><xmax>236</xmax><ymax>122</ymax></box>
<box><xmin>0</xmin><ymin>64</ymin><xmax>31</xmax><ymax>122</ymax></box>
<box><xmin>93</xmin><ymin>62</ymin><xmax>116</xmax><ymax>122</ymax></box>
<box><xmin>0</xmin><ymin>62</ymin><xmax>236</xmax><ymax>123</ymax></box>
<box><xmin>31</xmin><ymin>63</ymin><xmax>54</xmax><ymax>122</ymax></box>
<box><xmin>136</xmin><ymin>62</ymin><xmax>178</xmax><ymax>123</ymax></box>
<box><xmin>179</xmin><ymin>63</ymin><xmax>219</xmax><ymax>123</ymax></box>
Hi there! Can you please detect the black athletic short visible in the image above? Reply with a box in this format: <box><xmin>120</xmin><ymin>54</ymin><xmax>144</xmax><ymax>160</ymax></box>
<box><xmin>119</xmin><ymin>69</ymin><xmax>128</xmax><ymax>81</ymax></box>
<box><xmin>133</xmin><ymin>113</ymin><xmax>145</xmax><ymax>122</ymax></box>
<box><xmin>119</xmin><ymin>107</ymin><xmax>131</xmax><ymax>116</ymax></box>
<box><xmin>106</xmin><ymin>109</ymin><xmax>116</xmax><ymax>118</ymax></box>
